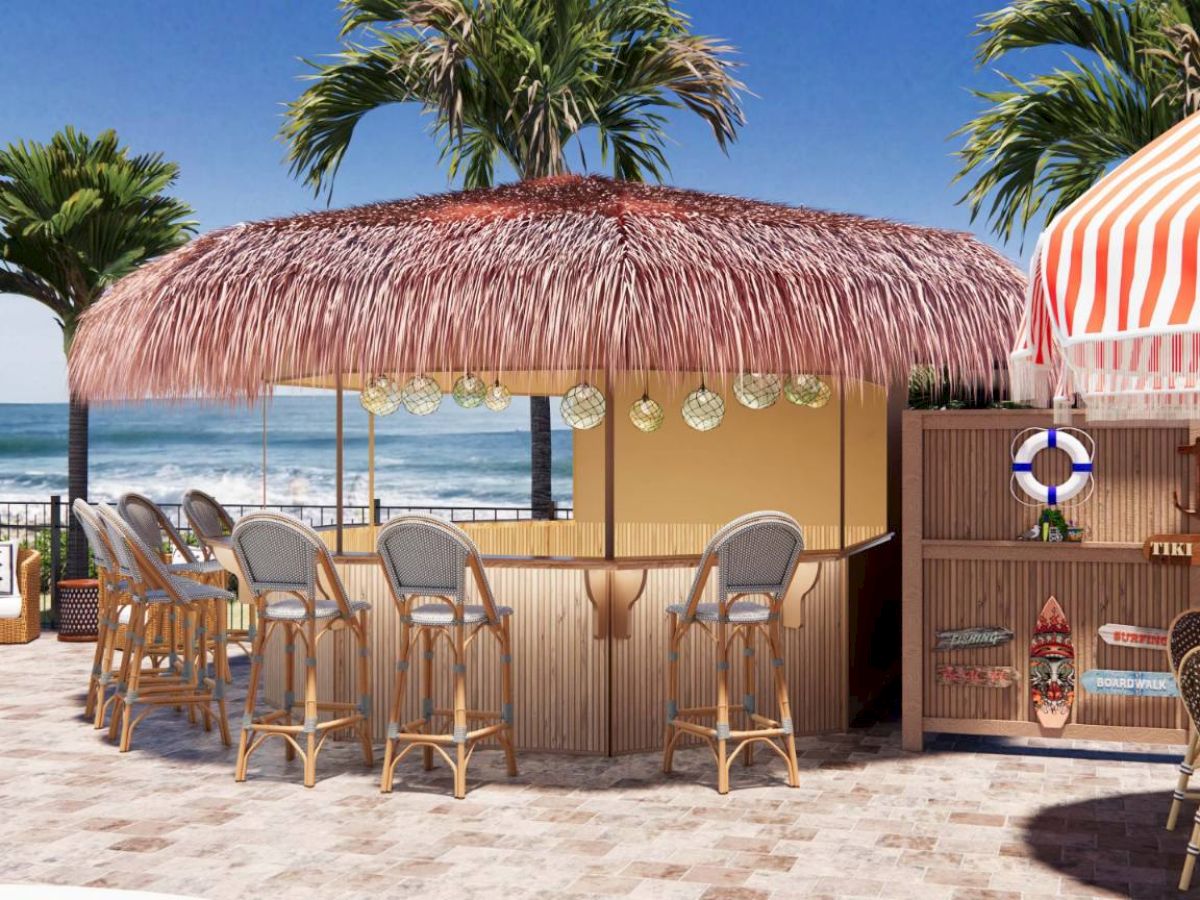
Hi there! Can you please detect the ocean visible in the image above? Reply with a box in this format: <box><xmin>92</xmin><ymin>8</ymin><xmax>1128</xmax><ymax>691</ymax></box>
<box><xmin>0</xmin><ymin>396</ymin><xmax>574</xmax><ymax>510</ymax></box>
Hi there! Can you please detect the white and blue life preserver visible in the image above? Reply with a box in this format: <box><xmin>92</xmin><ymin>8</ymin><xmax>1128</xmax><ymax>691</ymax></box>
<box><xmin>1011</xmin><ymin>428</ymin><xmax>1093</xmax><ymax>505</ymax></box>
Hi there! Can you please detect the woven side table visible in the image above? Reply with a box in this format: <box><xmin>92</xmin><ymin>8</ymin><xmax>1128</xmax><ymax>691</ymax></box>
<box><xmin>57</xmin><ymin>578</ymin><xmax>99</xmax><ymax>642</ymax></box>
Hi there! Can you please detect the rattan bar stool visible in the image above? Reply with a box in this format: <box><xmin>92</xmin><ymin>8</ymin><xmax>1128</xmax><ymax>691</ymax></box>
<box><xmin>119</xmin><ymin>492</ymin><xmax>228</xmax><ymax>672</ymax></box>
<box><xmin>96</xmin><ymin>505</ymin><xmax>233</xmax><ymax>752</ymax></box>
<box><xmin>183</xmin><ymin>488</ymin><xmax>255</xmax><ymax>657</ymax></box>
<box><xmin>1178</xmin><ymin>646</ymin><xmax>1200</xmax><ymax>890</ymax></box>
<box><xmin>231</xmin><ymin>513</ymin><xmax>373</xmax><ymax>788</ymax></box>
<box><xmin>663</xmin><ymin>511</ymin><xmax>805</xmax><ymax>794</ymax></box>
<box><xmin>1167</xmin><ymin>610</ymin><xmax>1200</xmax><ymax>831</ymax></box>
<box><xmin>376</xmin><ymin>515</ymin><xmax>518</xmax><ymax>800</ymax></box>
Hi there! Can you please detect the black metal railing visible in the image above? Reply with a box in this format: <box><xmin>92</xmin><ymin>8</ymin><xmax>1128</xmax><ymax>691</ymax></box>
<box><xmin>0</xmin><ymin>495</ymin><xmax>573</xmax><ymax>628</ymax></box>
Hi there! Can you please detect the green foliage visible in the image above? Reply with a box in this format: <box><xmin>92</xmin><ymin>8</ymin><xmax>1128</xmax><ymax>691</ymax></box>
<box><xmin>282</xmin><ymin>0</ymin><xmax>746</xmax><ymax>192</ymax></box>
<box><xmin>953</xmin><ymin>0</ymin><xmax>1200</xmax><ymax>244</ymax></box>
<box><xmin>0</xmin><ymin>127</ymin><xmax>196</xmax><ymax>347</ymax></box>
<box><xmin>21</xmin><ymin>528</ymin><xmax>93</xmax><ymax>594</ymax></box>
<box><xmin>907</xmin><ymin>365</ymin><xmax>1030</xmax><ymax>409</ymax></box>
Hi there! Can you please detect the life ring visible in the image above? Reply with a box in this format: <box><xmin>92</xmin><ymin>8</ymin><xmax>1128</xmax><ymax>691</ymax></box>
<box><xmin>1011</xmin><ymin>428</ymin><xmax>1093</xmax><ymax>505</ymax></box>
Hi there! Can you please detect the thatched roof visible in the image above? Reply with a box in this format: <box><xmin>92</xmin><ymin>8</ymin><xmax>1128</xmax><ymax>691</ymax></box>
<box><xmin>69</xmin><ymin>175</ymin><xmax>1023</xmax><ymax>401</ymax></box>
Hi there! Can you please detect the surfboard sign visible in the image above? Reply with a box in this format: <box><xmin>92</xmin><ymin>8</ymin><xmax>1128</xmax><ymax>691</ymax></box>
<box><xmin>935</xmin><ymin>665</ymin><xmax>1019</xmax><ymax>688</ymax></box>
<box><xmin>1098</xmin><ymin>623</ymin><xmax>1168</xmax><ymax>650</ymax></box>
<box><xmin>1081</xmin><ymin>669</ymin><xmax>1178</xmax><ymax>698</ymax></box>
<box><xmin>933</xmin><ymin>626</ymin><xmax>1014</xmax><ymax>652</ymax></box>
<box><xmin>1031</xmin><ymin>596</ymin><xmax>1074</xmax><ymax>729</ymax></box>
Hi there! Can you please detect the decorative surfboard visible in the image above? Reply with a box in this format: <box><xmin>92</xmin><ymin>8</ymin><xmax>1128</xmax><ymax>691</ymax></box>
<box><xmin>1030</xmin><ymin>596</ymin><xmax>1074</xmax><ymax>729</ymax></box>
<box><xmin>933</xmin><ymin>626</ymin><xmax>1014</xmax><ymax>652</ymax></box>
<box><xmin>1097</xmin><ymin>623</ymin><xmax>1168</xmax><ymax>650</ymax></box>
<box><xmin>935</xmin><ymin>665</ymin><xmax>1019</xmax><ymax>688</ymax></box>
<box><xmin>1080</xmin><ymin>669</ymin><xmax>1179</xmax><ymax>698</ymax></box>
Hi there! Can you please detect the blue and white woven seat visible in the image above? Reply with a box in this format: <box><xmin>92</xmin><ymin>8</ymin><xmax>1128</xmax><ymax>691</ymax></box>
<box><xmin>263</xmin><ymin>597</ymin><xmax>371</xmax><ymax>621</ymax></box>
<box><xmin>409</xmin><ymin>603</ymin><xmax>513</xmax><ymax>626</ymax></box>
<box><xmin>665</xmin><ymin>600</ymin><xmax>772</xmax><ymax>623</ymax></box>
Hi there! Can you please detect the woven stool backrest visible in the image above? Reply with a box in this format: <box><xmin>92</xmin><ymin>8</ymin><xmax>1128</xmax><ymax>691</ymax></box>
<box><xmin>72</xmin><ymin>499</ymin><xmax>115</xmax><ymax>576</ymax></box>
<box><xmin>118</xmin><ymin>492</ymin><xmax>198</xmax><ymax>564</ymax></box>
<box><xmin>96</xmin><ymin>504</ymin><xmax>176</xmax><ymax>598</ymax></box>
<box><xmin>1170</xmin><ymin>610</ymin><xmax>1200</xmax><ymax>675</ymax></box>
<box><xmin>1179</xmin><ymin>647</ymin><xmax>1200</xmax><ymax>730</ymax></box>
<box><xmin>232</xmin><ymin>512</ymin><xmax>353</xmax><ymax>613</ymax></box>
<box><xmin>182</xmin><ymin>489</ymin><xmax>234</xmax><ymax>542</ymax></box>
<box><xmin>684</xmin><ymin>511</ymin><xmax>805</xmax><ymax>609</ymax></box>
<box><xmin>376</xmin><ymin>515</ymin><xmax>498</xmax><ymax>618</ymax></box>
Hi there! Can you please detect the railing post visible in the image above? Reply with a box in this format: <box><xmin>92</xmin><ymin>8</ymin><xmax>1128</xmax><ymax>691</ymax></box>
<box><xmin>49</xmin><ymin>494</ymin><xmax>61</xmax><ymax>629</ymax></box>
<box><xmin>373</xmin><ymin>498</ymin><xmax>381</xmax><ymax>526</ymax></box>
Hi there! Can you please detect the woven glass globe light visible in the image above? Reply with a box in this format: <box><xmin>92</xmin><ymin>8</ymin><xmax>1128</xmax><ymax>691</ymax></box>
<box><xmin>359</xmin><ymin>375</ymin><xmax>402</xmax><ymax>416</ymax></box>
<box><xmin>561</xmin><ymin>383</ymin><xmax>606</xmax><ymax>430</ymax></box>
<box><xmin>401</xmin><ymin>375</ymin><xmax>442</xmax><ymax>415</ymax></box>
<box><xmin>733</xmin><ymin>373</ymin><xmax>782</xmax><ymax>410</ymax></box>
<box><xmin>682</xmin><ymin>386</ymin><xmax>725</xmax><ymax>432</ymax></box>
<box><xmin>484</xmin><ymin>381</ymin><xmax>512</xmax><ymax>411</ymax></box>
<box><xmin>629</xmin><ymin>395</ymin><xmax>664</xmax><ymax>433</ymax></box>
<box><xmin>452</xmin><ymin>373</ymin><xmax>486</xmax><ymax>409</ymax></box>
<box><xmin>806</xmin><ymin>378</ymin><xmax>832</xmax><ymax>408</ymax></box>
<box><xmin>784</xmin><ymin>373</ymin><xmax>821</xmax><ymax>406</ymax></box>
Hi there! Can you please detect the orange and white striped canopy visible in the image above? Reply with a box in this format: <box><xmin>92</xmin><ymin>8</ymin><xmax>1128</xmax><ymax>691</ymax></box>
<box><xmin>1012</xmin><ymin>112</ymin><xmax>1200</xmax><ymax>419</ymax></box>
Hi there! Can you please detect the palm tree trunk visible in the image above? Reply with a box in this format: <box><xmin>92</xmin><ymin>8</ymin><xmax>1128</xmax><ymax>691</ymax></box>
<box><xmin>530</xmin><ymin>395</ymin><xmax>553</xmax><ymax>519</ymax></box>
<box><xmin>66</xmin><ymin>392</ymin><xmax>89</xmax><ymax>577</ymax></box>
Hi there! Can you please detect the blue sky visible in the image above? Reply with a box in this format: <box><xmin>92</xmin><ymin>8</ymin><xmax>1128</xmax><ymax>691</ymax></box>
<box><xmin>1</xmin><ymin>0</ymin><xmax>1050</xmax><ymax>402</ymax></box>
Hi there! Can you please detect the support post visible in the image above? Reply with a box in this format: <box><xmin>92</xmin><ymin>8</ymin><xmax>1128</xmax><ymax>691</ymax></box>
<box><xmin>336</xmin><ymin>374</ymin><xmax>344</xmax><ymax>555</ymax></box>
<box><xmin>50</xmin><ymin>493</ymin><xmax>61</xmax><ymax>628</ymax></box>
<box><xmin>368</xmin><ymin>411</ymin><xmax>376</xmax><ymax>543</ymax></box>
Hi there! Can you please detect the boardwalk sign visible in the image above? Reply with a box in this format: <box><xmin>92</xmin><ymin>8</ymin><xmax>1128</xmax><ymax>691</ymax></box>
<box><xmin>933</xmin><ymin>626</ymin><xmax>1013</xmax><ymax>652</ymax></box>
<box><xmin>1098</xmin><ymin>623</ymin><xmax>1168</xmax><ymax>650</ymax></box>
<box><xmin>935</xmin><ymin>665</ymin><xmax>1018</xmax><ymax>689</ymax></box>
<box><xmin>1080</xmin><ymin>669</ymin><xmax>1179</xmax><ymax>698</ymax></box>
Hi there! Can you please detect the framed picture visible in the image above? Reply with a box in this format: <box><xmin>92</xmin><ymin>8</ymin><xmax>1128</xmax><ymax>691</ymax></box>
<box><xmin>0</xmin><ymin>541</ymin><xmax>15</xmax><ymax>597</ymax></box>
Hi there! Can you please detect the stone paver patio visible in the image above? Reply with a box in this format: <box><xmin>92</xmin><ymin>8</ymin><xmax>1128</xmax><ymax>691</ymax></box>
<box><xmin>0</xmin><ymin>638</ymin><xmax>1194</xmax><ymax>899</ymax></box>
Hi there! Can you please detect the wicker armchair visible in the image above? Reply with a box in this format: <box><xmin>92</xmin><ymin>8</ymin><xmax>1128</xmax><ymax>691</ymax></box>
<box><xmin>0</xmin><ymin>548</ymin><xmax>42</xmax><ymax>644</ymax></box>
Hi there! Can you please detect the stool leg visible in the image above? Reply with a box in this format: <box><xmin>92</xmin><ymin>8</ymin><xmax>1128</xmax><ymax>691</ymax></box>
<box><xmin>181</xmin><ymin>606</ymin><xmax>197</xmax><ymax>726</ymax></box>
<box><xmin>767</xmin><ymin>621</ymin><xmax>800</xmax><ymax>788</ymax></box>
<box><xmin>235</xmin><ymin>613</ymin><xmax>268</xmax><ymax>782</ymax></box>
<box><xmin>742</xmin><ymin>627</ymin><xmax>755</xmax><ymax>768</ymax></box>
<box><xmin>498</xmin><ymin>618</ymin><xmax>518</xmax><ymax>777</ymax></box>
<box><xmin>86</xmin><ymin>581</ymin><xmax>112</xmax><ymax>719</ymax></box>
<box><xmin>356</xmin><ymin>608</ymin><xmax>374</xmax><ymax>768</ymax></box>
<box><xmin>212</xmin><ymin>600</ymin><xmax>231</xmax><ymax>747</ymax></box>
<box><xmin>421</xmin><ymin>627</ymin><xmax>434</xmax><ymax>771</ymax></box>
<box><xmin>663</xmin><ymin>612</ymin><xmax>680</xmax><ymax>775</ymax></box>
<box><xmin>95</xmin><ymin>599</ymin><xmax>125</xmax><ymax>729</ymax></box>
<box><xmin>1183</xmin><ymin>809</ymin><xmax>1200</xmax><ymax>891</ymax></box>
<box><xmin>283</xmin><ymin>623</ymin><xmax>296</xmax><ymax>762</ymax></box>
<box><xmin>195</xmin><ymin>603</ymin><xmax>213</xmax><ymax>733</ymax></box>
<box><xmin>118</xmin><ymin>604</ymin><xmax>149</xmax><ymax>752</ymax></box>
<box><xmin>1169</xmin><ymin>732</ymin><xmax>1199</xmax><ymax>830</ymax></box>
<box><xmin>108</xmin><ymin>605</ymin><xmax>137</xmax><ymax>743</ymax></box>
<box><xmin>452</xmin><ymin>622</ymin><xmax>468</xmax><ymax>800</ymax></box>
<box><xmin>715</xmin><ymin>618</ymin><xmax>731</xmax><ymax>795</ymax></box>
<box><xmin>382</xmin><ymin>600</ymin><xmax>411</xmax><ymax>793</ymax></box>
<box><xmin>302</xmin><ymin>618</ymin><xmax>318</xmax><ymax>788</ymax></box>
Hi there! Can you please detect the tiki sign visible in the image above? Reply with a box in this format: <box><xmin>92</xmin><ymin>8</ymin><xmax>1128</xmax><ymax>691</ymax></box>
<box><xmin>1142</xmin><ymin>535</ymin><xmax>1200</xmax><ymax>565</ymax></box>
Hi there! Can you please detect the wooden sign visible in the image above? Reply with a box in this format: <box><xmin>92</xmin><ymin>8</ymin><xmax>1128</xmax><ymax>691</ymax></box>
<box><xmin>935</xmin><ymin>665</ymin><xmax>1018</xmax><ymax>688</ymax></box>
<box><xmin>1098</xmin><ymin>623</ymin><xmax>1168</xmax><ymax>650</ymax></box>
<box><xmin>933</xmin><ymin>626</ymin><xmax>1013</xmax><ymax>652</ymax></box>
<box><xmin>1081</xmin><ymin>669</ymin><xmax>1179</xmax><ymax>698</ymax></box>
<box><xmin>1030</xmin><ymin>596</ymin><xmax>1074</xmax><ymax>729</ymax></box>
<box><xmin>1143</xmin><ymin>534</ymin><xmax>1200</xmax><ymax>565</ymax></box>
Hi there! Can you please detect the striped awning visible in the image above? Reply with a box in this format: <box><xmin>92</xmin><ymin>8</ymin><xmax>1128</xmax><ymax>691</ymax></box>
<box><xmin>1012</xmin><ymin>112</ymin><xmax>1200</xmax><ymax>420</ymax></box>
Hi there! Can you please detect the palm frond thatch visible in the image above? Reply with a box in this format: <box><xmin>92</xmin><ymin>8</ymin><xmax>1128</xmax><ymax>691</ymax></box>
<box><xmin>67</xmin><ymin>176</ymin><xmax>1023</xmax><ymax>402</ymax></box>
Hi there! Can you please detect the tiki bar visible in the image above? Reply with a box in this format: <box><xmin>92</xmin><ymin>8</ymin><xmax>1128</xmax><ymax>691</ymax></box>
<box><xmin>67</xmin><ymin>176</ymin><xmax>1021</xmax><ymax>784</ymax></box>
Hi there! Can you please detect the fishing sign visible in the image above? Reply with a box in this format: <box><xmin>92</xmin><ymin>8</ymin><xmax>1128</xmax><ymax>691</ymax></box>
<box><xmin>1080</xmin><ymin>669</ymin><xmax>1179</xmax><ymax>698</ymax></box>
<box><xmin>933</xmin><ymin>626</ymin><xmax>1014</xmax><ymax>652</ymax></box>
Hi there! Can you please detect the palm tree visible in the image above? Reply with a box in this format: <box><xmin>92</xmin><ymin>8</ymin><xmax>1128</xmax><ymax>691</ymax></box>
<box><xmin>0</xmin><ymin>128</ymin><xmax>195</xmax><ymax>578</ymax></box>
<box><xmin>954</xmin><ymin>0</ymin><xmax>1200</xmax><ymax>244</ymax></box>
<box><xmin>282</xmin><ymin>0</ymin><xmax>745</xmax><ymax>519</ymax></box>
